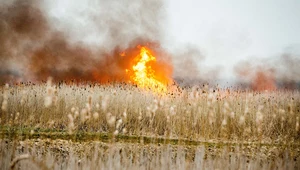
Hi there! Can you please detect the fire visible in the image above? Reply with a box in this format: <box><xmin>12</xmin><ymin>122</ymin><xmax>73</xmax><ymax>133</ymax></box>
<box><xmin>128</xmin><ymin>46</ymin><xmax>168</xmax><ymax>92</ymax></box>
<box><xmin>252</xmin><ymin>69</ymin><xmax>276</xmax><ymax>91</ymax></box>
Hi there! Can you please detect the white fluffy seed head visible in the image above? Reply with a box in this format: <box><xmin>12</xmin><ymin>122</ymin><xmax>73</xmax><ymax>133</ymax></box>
<box><xmin>113</xmin><ymin>130</ymin><xmax>119</xmax><ymax>136</ymax></box>
<box><xmin>20</xmin><ymin>99</ymin><xmax>25</xmax><ymax>105</ymax></box>
<box><xmin>230</xmin><ymin>112</ymin><xmax>235</xmax><ymax>118</ymax></box>
<box><xmin>102</xmin><ymin>96</ymin><xmax>110</xmax><ymax>111</ymax></box>
<box><xmin>170</xmin><ymin>106</ymin><xmax>176</xmax><ymax>116</ymax></box>
<box><xmin>93</xmin><ymin>112</ymin><xmax>99</xmax><ymax>119</ymax></box>
<box><xmin>208</xmin><ymin>93</ymin><xmax>214</xmax><ymax>100</ymax></box>
<box><xmin>244</xmin><ymin>107</ymin><xmax>249</xmax><ymax>114</ymax></box>
<box><xmin>224</xmin><ymin>102</ymin><xmax>230</xmax><ymax>110</ymax></box>
<box><xmin>102</xmin><ymin>100</ymin><xmax>107</xmax><ymax>111</ymax></box>
<box><xmin>159</xmin><ymin>100</ymin><xmax>164</xmax><ymax>107</ymax></box>
<box><xmin>116</xmin><ymin>119</ymin><xmax>122</xmax><ymax>129</ymax></box>
<box><xmin>96</xmin><ymin>103</ymin><xmax>100</xmax><ymax>109</ymax></box>
<box><xmin>152</xmin><ymin>105</ymin><xmax>158</xmax><ymax>113</ymax></box>
<box><xmin>208</xmin><ymin>112</ymin><xmax>215</xmax><ymax>125</ymax></box>
<box><xmin>1</xmin><ymin>100</ymin><xmax>8</xmax><ymax>111</ymax></box>
<box><xmin>166</xmin><ymin>115</ymin><xmax>170</xmax><ymax>123</ymax></box>
<box><xmin>46</xmin><ymin>77</ymin><xmax>52</xmax><ymax>87</ymax></box>
<box><xmin>68</xmin><ymin>114</ymin><xmax>74</xmax><ymax>122</ymax></box>
<box><xmin>256</xmin><ymin>111</ymin><xmax>263</xmax><ymax>124</ymax></box>
<box><xmin>80</xmin><ymin>109</ymin><xmax>87</xmax><ymax>122</ymax></box>
<box><xmin>138</xmin><ymin>112</ymin><xmax>142</xmax><ymax>120</ymax></box>
<box><xmin>239</xmin><ymin>116</ymin><xmax>245</xmax><ymax>125</ymax></box>
<box><xmin>123</xmin><ymin>110</ymin><xmax>127</xmax><ymax>119</ymax></box>
<box><xmin>222</xmin><ymin>119</ymin><xmax>227</xmax><ymax>126</ymax></box>
<box><xmin>30</xmin><ymin>130</ymin><xmax>34</xmax><ymax>135</ymax></box>
<box><xmin>74</xmin><ymin>111</ymin><xmax>79</xmax><ymax>118</ymax></box>
<box><xmin>296</xmin><ymin>116</ymin><xmax>299</xmax><ymax>131</ymax></box>
<box><xmin>85</xmin><ymin>103</ymin><xmax>91</xmax><ymax>113</ymax></box>
<box><xmin>44</xmin><ymin>96</ymin><xmax>52</xmax><ymax>107</ymax></box>
<box><xmin>107</xmin><ymin>114</ymin><xmax>116</xmax><ymax>127</ymax></box>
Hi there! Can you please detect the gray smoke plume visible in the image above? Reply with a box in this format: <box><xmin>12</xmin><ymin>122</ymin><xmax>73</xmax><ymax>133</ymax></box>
<box><xmin>234</xmin><ymin>52</ymin><xmax>300</xmax><ymax>90</ymax></box>
<box><xmin>171</xmin><ymin>44</ymin><xmax>221</xmax><ymax>86</ymax></box>
<box><xmin>0</xmin><ymin>0</ymin><xmax>169</xmax><ymax>84</ymax></box>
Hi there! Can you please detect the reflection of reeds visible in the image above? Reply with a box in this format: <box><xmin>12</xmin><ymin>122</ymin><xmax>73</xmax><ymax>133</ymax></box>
<box><xmin>0</xmin><ymin>82</ymin><xmax>299</xmax><ymax>143</ymax></box>
<box><xmin>10</xmin><ymin>154</ymin><xmax>30</xmax><ymax>169</ymax></box>
<box><xmin>1</xmin><ymin>139</ymin><xmax>298</xmax><ymax>170</ymax></box>
<box><xmin>1</xmin><ymin>84</ymin><xmax>9</xmax><ymax>111</ymax></box>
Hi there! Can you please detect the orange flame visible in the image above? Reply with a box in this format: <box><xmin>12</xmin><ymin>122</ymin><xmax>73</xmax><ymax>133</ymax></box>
<box><xmin>128</xmin><ymin>46</ymin><xmax>168</xmax><ymax>92</ymax></box>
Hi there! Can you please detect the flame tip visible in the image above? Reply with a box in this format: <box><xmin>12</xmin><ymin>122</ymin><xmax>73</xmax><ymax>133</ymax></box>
<box><xmin>126</xmin><ymin>46</ymin><xmax>168</xmax><ymax>93</ymax></box>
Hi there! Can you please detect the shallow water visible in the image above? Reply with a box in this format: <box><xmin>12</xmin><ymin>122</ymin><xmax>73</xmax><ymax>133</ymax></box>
<box><xmin>1</xmin><ymin>138</ymin><xmax>299</xmax><ymax>170</ymax></box>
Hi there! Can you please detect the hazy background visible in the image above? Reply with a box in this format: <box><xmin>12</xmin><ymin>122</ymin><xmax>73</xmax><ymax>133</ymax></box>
<box><xmin>164</xmin><ymin>0</ymin><xmax>300</xmax><ymax>80</ymax></box>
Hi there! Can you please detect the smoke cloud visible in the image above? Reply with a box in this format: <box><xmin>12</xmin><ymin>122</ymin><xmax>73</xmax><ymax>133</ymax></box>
<box><xmin>0</xmin><ymin>0</ymin><xmax>171</xmax><ymax>84</ymax></box>
<box><xmin>234</xmin><ymin>53</ymin><xmax>300</xmax><ymax>90</ymax></box>
<box><xmin>171</xmin><ymin>44</ymin><xmax>221</xmax><ymax>86</ymax></box>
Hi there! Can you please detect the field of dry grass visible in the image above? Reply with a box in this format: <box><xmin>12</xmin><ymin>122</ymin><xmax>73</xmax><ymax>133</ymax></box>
<box><xmin>1</xmin><ymin>80</ymin><xmax>300</xmax><ymax>142</ymax></box>
<box><xmin>1</xmin><ymin>80</ymin><xmax>300</xmax><ymax>169</ymax></box>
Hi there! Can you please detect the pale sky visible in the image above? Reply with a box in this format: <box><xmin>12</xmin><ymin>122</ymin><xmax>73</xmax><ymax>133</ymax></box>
<box><xmin>165</xmin><ymin>0</ymin><xmax>300</xmax><ymax>79</ymax></box>
<box><xmin>46</xmin><ymin>0</ymin><xmax>300</xmax><ymax>80</ymax></box>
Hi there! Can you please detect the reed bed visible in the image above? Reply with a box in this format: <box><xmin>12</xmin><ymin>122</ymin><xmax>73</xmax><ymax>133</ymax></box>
<box><xmin>1</xmin><ymin>81</ymin><xmax>299</xmax><ymax>143</ymax></box>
